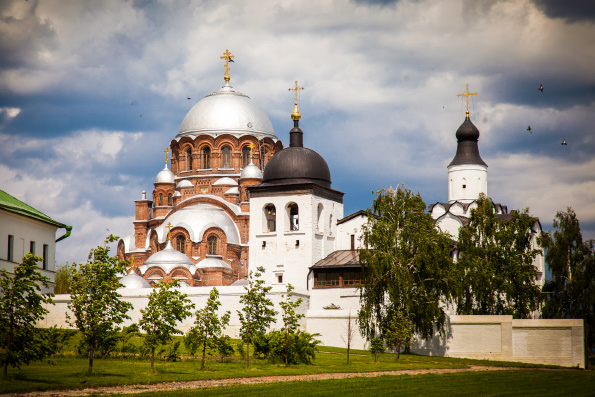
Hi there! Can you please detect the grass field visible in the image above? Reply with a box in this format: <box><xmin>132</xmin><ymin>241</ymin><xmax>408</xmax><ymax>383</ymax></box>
<box><xmin>1</xmin><ymin>332</ymin><xmax>592</xmax><ymax>395</ymax></box>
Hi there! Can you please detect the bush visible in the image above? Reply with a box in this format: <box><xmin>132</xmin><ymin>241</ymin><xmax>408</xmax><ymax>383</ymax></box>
<box><xmin>252</xmin><ymin>332</ymin><xmax>272</xmax><ymax>359</ymax></box>
<box><xmin>236</xmin><ymin>340</ymin><xmax>245</xmax><ymax>359</ymax></box>
<box><xmin>217</xmin><ymin>336</ymin><xmax>235</xmax><ymax>362</ymax></box>
<box><xmin>265</xmin><ymin>330</ymin><xmax>320</xmax><ymax>365</ymax></box>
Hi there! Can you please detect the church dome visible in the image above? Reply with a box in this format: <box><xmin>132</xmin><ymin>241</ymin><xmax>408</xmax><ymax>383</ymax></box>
<box><xmin>138</xmin><ymin>240</ymin><xmax>198</xmax><ymax>275</ymax></box>
<box><xmin>455</xmin><ymin>117</ymin><xmax>480</xmax><ymax>141</ymax></box>
<box><xmin>118</xmin><ymin>273</ymin><xmax>151</xmax><ymax>289</ymax></box>
<box><xmin>176</xmin><ymin>83</ymin><xmax>277</xmax><ymax>141</ymax></box>
<box><xmin>263</xmin><ymin>146</ymin><xmax>331</xmax><ymax>187</ymax></box>
<box><xmin>240</xmin><ymin>162</ymin><xmax>263</xmax><ymax>179</ymax></box>
<box><xmin>155</xmin><ymin>166</ymin><xmax>175</xmax><ymax>184</ymax></box>
<box><xmin>449</xmin><ymin>116</ymin><xmax>487</xmax><ymax>167</ymax></box>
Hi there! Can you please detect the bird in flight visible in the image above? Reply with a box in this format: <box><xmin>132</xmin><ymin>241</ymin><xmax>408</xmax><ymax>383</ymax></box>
<box><xmin>561</xmin><ymin>139</ymin><xmax>567</xmax><ymax>146</ymax></box>
<box><xmin>139</xmin><ymin>114</ymin><xmax>142</xmax><ymax>117</ymax></box>
<box><xmin>539</xmin><ymin>84</ymin><xmax>543</xmax><ymax>92</ymax></box>
<box><xmin>187</xmin><ymin>97</ymin><xmax>191</xmax><ymax>100</ymax></box>
<box><xmin>527</xmin><ymin>126</ymin><xmax>533</xmax><ymax>133</ymax></box>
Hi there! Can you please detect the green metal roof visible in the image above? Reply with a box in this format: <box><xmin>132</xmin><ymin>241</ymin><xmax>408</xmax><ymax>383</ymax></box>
<box><xmin>0</xmin><ymin>189</ymin><xmax>72</xmax><ymax>241</ymax></box>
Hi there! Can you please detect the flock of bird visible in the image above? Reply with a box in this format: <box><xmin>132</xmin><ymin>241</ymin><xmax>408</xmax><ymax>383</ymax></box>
<box><xmin>528</xmin><ymin>84</ymin><xmax>567</xmax><ymax>146</ymax></box>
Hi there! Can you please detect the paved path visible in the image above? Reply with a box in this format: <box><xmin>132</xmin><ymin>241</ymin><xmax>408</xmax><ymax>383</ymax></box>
<box><xmin>5</xmin><ymin>365</ymin><xmax>532</xmax><ymax>397</ymax></box>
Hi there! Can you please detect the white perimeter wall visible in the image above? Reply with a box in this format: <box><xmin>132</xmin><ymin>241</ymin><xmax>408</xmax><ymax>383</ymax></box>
<box><xmin>40</xmin><ymin>291</ymin><xmax>585</xmax><ymax>368</ymax></box>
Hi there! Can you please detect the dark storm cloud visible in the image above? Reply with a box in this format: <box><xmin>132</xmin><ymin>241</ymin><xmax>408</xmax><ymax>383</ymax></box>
<box><xmin>533</xmin><ymin>0</ymin><xmax>595</xmax><ymax>23</ymax></box>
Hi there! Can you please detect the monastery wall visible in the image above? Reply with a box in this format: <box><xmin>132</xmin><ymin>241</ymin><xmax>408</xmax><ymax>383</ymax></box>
<box><xmin>39</xmin><ymin>291</ymin><xmax>585</xmax><ymax>368</ymax></box>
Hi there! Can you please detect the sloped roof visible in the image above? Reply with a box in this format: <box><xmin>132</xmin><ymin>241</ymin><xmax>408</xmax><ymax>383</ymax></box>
<box><xmin>311</xmin><ymin>250</ymin><xmax>361</xmax><ymax>269</ymax></box>
<box><xmin>0</xmin><ymin>189</ymin><xmax>68</xmax><ymax>228</ymax></box>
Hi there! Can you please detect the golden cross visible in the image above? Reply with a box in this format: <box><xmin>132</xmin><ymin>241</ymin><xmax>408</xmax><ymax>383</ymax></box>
<box><xmin>164</xmin><ymin>147</ymin><xmax>169</xmax><ymax>166</ymax></box>
<box><xmin>166</xmin><ymin>222</ymin><xmax>173</xmax><ymax>241</ymax></box>
<box><xmin>220</xmin><ymin>49</ymin><xmax>234</xmax><ymax>82</ymax></box>
<box><xmin>249</xmin><ymin>143</ymin><xmax>254</xmax><ymax>159</ymax></box>
<box><xmin>288</xmin><ymin>80</ymin><xmax>304</xmax><ymax>104</ymax></box>
<box><xmin>457</xmin><ymin>84</ymin><xmax>477</xmax><ymax>116</ymax></box>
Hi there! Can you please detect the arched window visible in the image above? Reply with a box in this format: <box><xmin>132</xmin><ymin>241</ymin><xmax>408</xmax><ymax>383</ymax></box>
<box><xmin>264</xmin><ymin>204</ymin><xmax>276</xmax><ymax>233</ymax></box>
<box><xmin>287</xmin><ymin>203</ymin><xmax>299</xmax><ymax>231</ymax></box>
<box><xmin>260</xmin><ymin>145</ymin><xmax>268</xmax><ymax>168</ymax></box>
<box><xmin>176</xmin><ymin>235</ymin><xmax>185</xmax><ymax>254</ymax></box>
<box><xmin>201</xmin><ymin>146</ymin><xmax>211</xmax><ymax>169</ymax></box>
<box><xmin>159</xmin><ymin>193</ymin><xmax>163</xmax><ymax>206</ymax></box>
<box><xmin>185</xmin><ymin>148</ymin><xmax>192</xmax><ymax>171</ymax></box>
<box><xmin>317</xmin><ymin>203</ymin><xmax>323</xmax><ymax>232</ymax></box>
<box><xmin>207</xmin><ymin>235</ymin><xmax>218</xmax><ymax>255</ymax></box>
<box><xmin>242</xmin><ymin>146</ymin><xmax>251</xmax><ymax>168</ymax></box>
<box><xmin>221</xmin><ymin>146</ymin><xmax>231</xmax><ymax>168</ymax></box>
<box><xmin>167</xmin><ymin>194</ymin><xmax>172</xmax><ymax>206</ymax></box>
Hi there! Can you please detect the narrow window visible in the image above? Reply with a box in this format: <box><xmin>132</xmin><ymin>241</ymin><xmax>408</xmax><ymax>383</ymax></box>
<box><xmin>350</xmin><ymin>234</ymin><xmax>355</xmax><ymax>250</ymax></box>
<box><xmin>186</xmin><ymin>148</ymin><xmax>192</xmax><ymax>171</ymax></box>
<box><xmin>277</xmin><ymin>274</ymin><xmax>283</xmax><ymax>284</ymax></box>
<box><xmin>288</xmin><ymin>203</ymin><xmax>299</xmax><ymax>231</ymax></box>
<box><xmin>264</xmin><ymin>204</ymin><xmax>276</xmax><ymax>232</ymax></box>
<box><xmin>159</xmin><ymin>193</ymin><xmax>163</xmax><ymax>206</ymax></box>
<box><xmin>317</xmin><ymin>203</ymin><xmax>323</xmax><ymax>232</ymax></box>
<box><xmin>260</xmin><ymin>145</ymin><xmax>268</xmax><ymax>168</ymax></box>
<box><xmin>329</xmin><ymin>273</ymin><xmax>339</xmax><ymax>286</ymax></box>
<box><xmin>42</xmin><ymin>244</ymin><xmax>48</xmax><ymax>269</ymax></box>
<box><xmin>317</xmin><ymin>272</ymin><xmax>326</xmax><ymax>287</ymax></box>
<box><xmin>168</xmin><ymin>194</ymin><xmax>172</xmax><ymax>206</ymax></box>
<box><xmin>221</xmin><ymin>146</ymin><xmax>231</xmax><ymax>168</ymax></box>
<box><xmin>242</xmin><ymin>146</ymin><xmax>251</xmax><ymax>168</ymax></box>
<box><xmin>30</xmin><ymin>241</ymin><xmax>36</xmax><ymax>255</ymax></box>
<box><xmin>176</xmin><ymin>235</ymin><xmax>185</xmax><ymax>254</ymax></box>
<box><xmin>8</xmin><ymin>235</ymin><xmax>14</xmax><ymax>262</ymax></box>
<box><xmin>208</xmin><ymin>235</ymin><xmax>218</xmax><ymax>255</ymax></box>
<box><xmin>201</xmin><ymin>146</ymin><xmax>211</xmax><ymax>169</ymax></box>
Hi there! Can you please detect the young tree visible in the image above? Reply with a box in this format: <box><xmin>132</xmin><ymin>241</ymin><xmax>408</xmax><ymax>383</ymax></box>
<box><xmin>370</xmin><ymin>336</ymin><xmax>384</xmax><ymax>363</ymax></box>
<box><xmin>139</xmin><ymin>280</ymin><xmax>194</xmax><ymax>370</ymax></box>
<box><xmin>539</xmin><ymin>208</ymin><xmax>595</xmax><ymax>352</ymax></box>
<box><xmin>382</xmin><ymin>309</ymin><xmax>415</xmax><ymax>359</ymax></box>
<box><xmin>278</xmin><ymin>284</ymin><xmax>304</xmax><ymax>366</ymax></box>
<box><xmin>237</xmin><ymin>266</ymin><xmax>277</xmax><ymax>369</ymax></box>
<box><xmin>67</xmin><ymin>235</ymin><xmax>132</xmax><ymax>373</ymax></box>
<box><xmin>0</xmin><ymin>253</ymin><xmax>54</xmax><ymax>378</ymax></box>
<box><xmin>358</xmin><ymin>186</ymin><xmax>457</xmax><ymax>344</ymax></box>
<box><xmin>53</xmin><ymin>264</ymin><xmax>72</xmax><ymax>294</ymax></box>
<box><xmin>456</xmin><ymin>194</ymin><xmax>542</xmax><ymax>318</ymax></box>
<box><xmin>185</xmin><ymin>287</ymin><xmax>230</xmax><ymax>370</ymax></box>
<box><xmin>343</xmin><ymin>310</ymin><xmax>356</xmax><ymax>364</ymax></box>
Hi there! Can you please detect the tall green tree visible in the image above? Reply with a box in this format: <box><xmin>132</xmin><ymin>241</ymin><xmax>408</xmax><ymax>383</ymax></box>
<box><xmin>358</xmin><ymin>186</ymin><xmax>456</xmax><ymax>343</ymax></box>
<box><xmin>539</xmin><ymin>208</ymin><xmax>595</xmax><ymax>352</ymax></box>
<box><xmin>0</xmin><ymin>253</ymin><xmax>54</xmax><ymax>378</ymax></box>
<box><xmin>456</xmin><ymin>194</ymin><xmax>542</xmax><ymax>318</ymax></box>
<box><xmin>237</xmin><ymin>266</ymin><xmax>277</xmax><ymax>369</ymax></box>
<box><xmin>185</xmin><ymin>287</ymin><xmax>230</xmax><ymax>370</ymax></box>
<box><xmin>139</xmin><ymin>280</ymin><xmax>194</xmax><ymax>370</ymax></box>
<box><xmin>278</xmin><ymin>284</ymin><xmax>304</xmax><ymax>366</ymax></box>
<box><xmin>53</xmin><ymin>264</ymin><xmax>72</xmax><ymax>294</ymax></box>
<box><xmin>382</xmin><ymin>308</ymin><xmax>415</xmax><ymax>360</ymax></box>
<box><xmin>67</xmin><ymin>235</ymin><xmax>133</xmax><ymax>373</ymax></box>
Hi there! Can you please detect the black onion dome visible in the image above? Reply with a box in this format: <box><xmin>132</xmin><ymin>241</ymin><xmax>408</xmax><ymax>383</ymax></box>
<box><xmin>262</xmin><ymin>122</ymin><xmax>331</xmax><ymax>188</ymax></box>
<box><xmin>448</xmin><ymin>116</ymin><xmax>487</xmax><ymax>167</ymax></box>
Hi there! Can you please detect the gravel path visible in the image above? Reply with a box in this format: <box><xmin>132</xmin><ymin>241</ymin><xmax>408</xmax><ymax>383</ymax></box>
<box><xmin>4</xmin><ymin>365</ymin><xmax>528</xmax><ymax>397</ymax></box>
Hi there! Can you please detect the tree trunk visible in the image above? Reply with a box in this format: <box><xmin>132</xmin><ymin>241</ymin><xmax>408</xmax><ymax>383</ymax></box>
<box><xmin>151</xmin><ymin>347</ymin><xmax>155</xmax><ymax>370</ymax></box>
<box><xmin>89</xmin><ymin>347</ymin><xmax>94</xmax><ymax>373</ymax></box>
<box><xmin>3</xmin><ymin>362</ymin><xmax>7</xmax><ymax>379</ymax></box>
<box><xmin>374</xmin><ymin>351</ymin><xmax>377</xmax><ymax>363</ymax></box>
<box><xmin>246</xmin><ymin>342</ymin><xmax>250</xmax><ymax>369</ymax></box>
<box><xmin>201</xmin><ymin>343</ymin><xmax>206</xmax><ymax>370</ymax></box>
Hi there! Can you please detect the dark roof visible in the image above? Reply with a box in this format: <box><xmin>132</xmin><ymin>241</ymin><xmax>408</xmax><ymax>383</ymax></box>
<box><xmin>262</xmin><ymin>120</ymin><xmax>331</xmax><ymax>188</ymax></box>
<box><xmin>311</xmin><ymin>250</ymin><xmax>361</xmax><ymax>269</ymax></box>
<box><xmin>337</xmin><ymin>210</ymin><xmax>367</xmax><ymax>225</ymax></box>
<box><xmin>448</xmin><ymin>116</ymin><xmax>487</xmax><ymax>167</ymax></box>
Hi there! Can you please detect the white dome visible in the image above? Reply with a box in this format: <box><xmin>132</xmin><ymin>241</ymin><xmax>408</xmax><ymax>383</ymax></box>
<box><xmin>118</xmin><ymin>273</ymin><xmax>151</xmax><ymax>289</ymax></box>
<box><xmin>177</xmin><ymin>83</ymin><xmax>277</xmax><ymax>140</ymax></box>
<box><xmin>155</xmin><ymin>166</ymin><xmax>175</xmax><ymax>184</ymax></box>
<box><xmin>177</xmin><ymin>179</ymin><xmax>193</xmax><ymax>188</ymax></box>
<box><xmin>173</xmin><ymin>191</ymin><xmax>182</xmax><ymax>197</ymax></box>
<box><xmin>138</xmin><ymin>240</ymin><xmax>198</xmax><ymax>275</ymax></box>
<box><xmin>225</xmin><ymin>187</ymin><xmax>239</xmax><ymax>195</ymax></box>
<box><xmin>240</xmin><ymin>163</ymin><xmax>263</xmax><ymax>179</ymax></box>
<box><xmin>197</xmin><ymin>257</ymin><xmax>232</xmax><ymax>269</ymax></box>
<box><xmin>213</xmin><ymin>177</ymin><xmax>238</xmax><ymax>186</ymax></box>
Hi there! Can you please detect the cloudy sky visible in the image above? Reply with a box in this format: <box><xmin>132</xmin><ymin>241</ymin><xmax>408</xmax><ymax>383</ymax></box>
<box><xmin>1</xmin><ymin>0</ymin><xmax>594</xmax><ymax>266</ymax></box>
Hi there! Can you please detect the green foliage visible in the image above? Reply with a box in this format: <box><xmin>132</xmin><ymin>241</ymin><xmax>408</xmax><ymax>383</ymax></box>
<box><xmin>236</xmin><ymin>340</ymin><xmax>245</xmax><ymax>359</ymax></box>
<box><xmin>0</xmin><ymin>253</ymin><xmax>54</xmax><ymax>378</ymax></box>
<box><xmin>539</xmin><ymin>208</ymin><xmax>595</xmax><ymax>351</ymax></box>
<box><xmin>216</xmin><ymin>335</ymin><xmax>235</xmax><ymax>361</ymax></box>
<box><xmin>164</xmin><ymin>341</ymin><xmax>181</xmax><ymax>362</ymax></box>
<box><xmin>53</xmin><ymin>264</ymin><xmax>72</xmax><ymax>294</ymax></box>
<box><xmin>42</xmin><ymin>327</ymin><xmax>77</xmax><ymax>356</ymax></box>
<box><xmin>139</xmin><ymin>280</ymin><xmax>194</xmax><ymax>370</ymax></box>
<box><xmin>119</xmin><ymin>324</ymin><xmax>141</xmax><ymax>353</ymax></box>
<box><xmin>456</xmin><ymin>194</ymin><xmax>542</xmax><ymax>318</ymax></box>
<box><xmin>370</xmin><ymin>337</ymin><xmax>385</xmax><ymax>362</ymax></box>
<box><xmin>237</xmin><ymin>266</ymin><xmax>277</xmax><ymax>368</ymax></box>
<box><xmin>66</xmin><ymin>235</ymin><xmax>133</xmax><ymax>373</ymax></box>
<box><xmin>382</xmin><ymin>309</ymin><xmax>415</xmax><ymax>359</ymax></box>
<box><xmin>358</xmin><ymin>186</ymin><xmax>456</xmax><ymax>342</ymax></box>
<box><xmin>268</xmin><ymin>330</ymin><xmax>320</xmax><ymax>365</ymax></box>
<box><xmin>278</xmin><ymin>284</ymin><xmax>305</xmax><ymax>366</ymax></box>
<box><xmin>185</xmin><ymin>287</ymin><xmax>230</xmax><ymax>369</ymax></box>
<box><xmin>76</xmin><ymin>328</ymin><xmax>119</xmax><ymax>358</ymax></box>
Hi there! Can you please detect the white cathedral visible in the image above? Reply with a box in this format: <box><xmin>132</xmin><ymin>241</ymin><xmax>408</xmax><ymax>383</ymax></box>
<box><xmin>58</xmin><ymin>53</ymin><xmax>585</xmax><ymax>367</ymax></box>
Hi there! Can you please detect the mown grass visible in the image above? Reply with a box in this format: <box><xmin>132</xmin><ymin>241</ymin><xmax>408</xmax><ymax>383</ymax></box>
<box><xmin>126</xmin><ymin>370</ymin><xmax>595</xmax><ymax>397</ymax></box>
<box><xmin>0</xmin><ymin>332</ymin><xmax>589</xmax><ymax>395</ymax></box>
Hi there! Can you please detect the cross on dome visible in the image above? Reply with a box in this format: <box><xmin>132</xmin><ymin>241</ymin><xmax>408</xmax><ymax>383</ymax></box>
<box><xmin>166</xmin><ymin>222</ymin><xmax>173</xmax><ymax>241</ymax></box>
<box><xmin>220</xmin><ymin>49</ymin><xmax>235</xmax><ymax>82</ymax></box>
<box><xmin>289</xmin><ymin>80</ymin><xmax>304</xmax><ymax>121</ymax></box>
<box><xmin>457</xmin><ymin>84</ymin><xmax>477</xmax><ymax>118</ymax></box>
<box><xmin>164</xmin><ymin>147</ymin><xmax>169</xmax><ymax>166</ymax></box>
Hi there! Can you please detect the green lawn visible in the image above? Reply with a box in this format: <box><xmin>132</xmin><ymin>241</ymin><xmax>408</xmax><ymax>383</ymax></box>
<box><xmin>127</xmin><ymin>370</ymin><xmax>595</xmax><ymax>397</ymax></box>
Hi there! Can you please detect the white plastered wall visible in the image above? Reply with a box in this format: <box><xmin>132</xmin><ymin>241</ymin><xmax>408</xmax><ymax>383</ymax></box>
<box><xmin>448</xmin><ymin>164</ymin><xmax>487</xmax><ymax>203</ymax></box>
